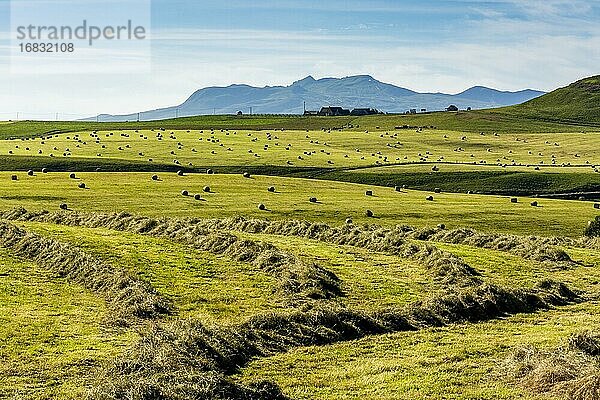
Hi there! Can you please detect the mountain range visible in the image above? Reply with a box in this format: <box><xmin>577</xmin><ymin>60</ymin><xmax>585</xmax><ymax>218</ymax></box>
<box><xmin>88</xmin><ymin>75</ymin><xmax>545</xmax><ymax>121</ymax></box>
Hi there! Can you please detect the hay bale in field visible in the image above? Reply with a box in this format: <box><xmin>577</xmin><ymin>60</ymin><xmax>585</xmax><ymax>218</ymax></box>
<box><xmin>594</xmin><ymin>203</ymin><xmax>599</xmax><ymax>209</ymax></box>
<box><xmin>511</xmin><ymin>198</ymin><xmax>518</xmax><ymax>203</ymax></box>
<box><xmin>177</xmin><ymin>170</ymin><xmax>184</xmax><ymax>176</ymax></box>
<box><xmin>41</xmin><ymin>168</ymin><xmax>48</xmax><ymax>174</ymax></box>
<box><xmin>194</xmin><ymin>194</ymin><xmax>202</xmax><ymax>201</ymax></box>
<box><xmin>345</xmin><ymin>218</ymin><xmax>353</xmax><ymax>224</ymax></box>
<box><xmin>207</xmin><ymin>169</ymin><xmax>214</xmax><ymax>174</ymax></box>
<box><xmin>531</xmin><ymin>201</ymin><xmax>538</xmax><ymax>207</ymax></box>
<box><xmin>243</xmin><ymin>172</ymin><xmax>251</xmax><ymax>178</ymax></box>
<box><xmin>59</xmin><ymin>203</ymin><xmax>68</xmax><ymax>210</ymax></box>
<box><xmin>78</xmin><ymin>183</ymin><xmax>86</xmax><ymax>189</ymax></box>
<box><xmin>426</xmin><ymin>196</ymin><xmax>434</xmax><ymax>201</ymax></box>
<box><xmin>151</xmin><ymin>175</ymin><xmax>159</xmax><ymax>181</ymax></box>
<box><xmin>267</xmin><ymin>186</ymin><xmax>276</xmax><ymax>193</ymax></box>
<box><xmin>181</xmin><ymin>190</ymin><xmax>189</xmax><ymax>197</ymax></box>
<box><xmin>258</xmin><ymin>203</ymin><xmax>266</xmax><ymax>211</ymax></box>
<box><xmin>437</xmin><ymin>224</ymin><xmax>446</xmax><ymax>230</ymax></box>
<box><xmin>365</xmin><ymin>190</ymin><xmax>373</xmax><ymax>196</ymax></box>
<box><xmin>69</xmin><ymin>173</ymin><xmax>76</xmax><ymax>179</ymax></box>
<box><xmin>365</xmin><ymin>209</ymin><xmax>374</xmax><ymax>217</ymax></box>
<box><xmin>434</xmin><ymin>188</ymin><xmax>442</xmax><ymax>194</ymax></box>
<box><xmin>203</xmin><ymin>186</ymin><xmax>211</xmax><ymax>193</ymax></box>
<box><xmin>27</xmin><ymin>170</ymin><xmax>34</xmax><ymax>176</ymax></box>
<box><xmin>394</xmin><ymin>186</ymin><xmax>402</xmax><ymax>192</ymax></box>
<box><xmin>11</xmin><ymin>175</ymin><xmax>17</xmax><ymax>181</ymax></box>
<box><xmin>309</xmin><ymin>197</ymin><xmax>318</xmax><ymax>203</ymax></box>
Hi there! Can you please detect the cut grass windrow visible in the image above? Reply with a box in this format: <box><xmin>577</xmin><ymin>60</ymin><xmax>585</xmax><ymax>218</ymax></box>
<box><xmin>92</xmin><ymin>279</ymin><xmax>580</xmax><ymax>399</ymax></box>
<box><xmin>502</xmin><ymin>330</ymin><xmax>600</xmax><ymax>400</ymax></box>
<box><xmin>0</xmin><ymin>221</ymin><xmax>172</xmax><ymax>326</ymax></box>
<box><xmin>179</xmin><ymin>217</ymin><xmax>587</xmax><ymax>266</ymax></box>
<box><xmin>0</xmin><ymin>208</ymin><xmax>342</xmax><ymax>302</ymax></box>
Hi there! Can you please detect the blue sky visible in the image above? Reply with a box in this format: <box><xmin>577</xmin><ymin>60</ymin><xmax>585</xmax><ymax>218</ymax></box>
<box><xmin>0</xmin><ymin>0</ymin><xmax>599</xmax><ymax>118</ymax></box>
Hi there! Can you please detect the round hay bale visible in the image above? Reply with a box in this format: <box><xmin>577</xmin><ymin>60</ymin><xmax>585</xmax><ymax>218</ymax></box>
<box><xmin>365</xmin><ymin>190</ymin><xmax>373</xmax><ymax>196</ymax></box>
<box><xmin>11</xmin><ymin>175</ymin><xmax>17</xmax><ymax>181</ymax></box>
<box><xmin>181</xmin><ymin>190</ymin><xmax>189</xmax><ymax>196</ymax></box>
<box><xmin>394</xmin><ymin>186</ymin><xmax>402</xmax><ymax>192</ymax></box>
<box><xmin>309</xmin><ymin>197</ymin><xmax>318</xmax><ymax>203</ymax></box>
<box><xmin>345</xmin><ymin>218</ymin><xmax>353</xmax><ymax>224</ymax></box>
<box><xmin>27</xmin><ymin>170</ymin><xmax>34</xmax><ymax>176</ymax></box>
<box><xmin>511</xmin><ymin>198</ymin><xmax>518</xmax><ymax>203</ymax></box>
<box><xmin>194</xmin><ymin>194</ymin><xmax>202</xmax><ymax>201</ymax></box>
<box><xmin>437</xmin><ymin>223</ymin><xmax>446</xmax><ymax>230</ymax></box>
<box><xmin>177</xmin><ymin>170</ymin><xmax>184</xmax><ymax>176</ymax></box>
<box><xmin>434</xmin><ymin>188</ymin><xmax>441</xmax><ymax>194</ymax></box>
<box><xmin>41</xmin><ymin>168</ymin><xmax>48</xmax><ymax>174</ymax></box>
<box><xmin>530</xmin><ymin>201</ymin><xmax>538</xmax><ymax>207</ymax></box>
<box><xmin>206</xmin><ymin>169</ymin><xmax>214</xmax><ymax>174</ymax></box>
<box><xmin>365</xmin><ymin>209</ymin><xmax>374</xmax><ymax>218</ymax></box>
<box><xmin>78</xmin><ymin>183</ymin><xmax>86</xmax><ymax>189</ymax></box>
<box><xmin>203</xmin><ymin>186</ymin><xmax>211</xmax><ymax>193</ymax></box>
<box><xmin>426</xmin><ymin>196</ymin><xmax>434</xmax><ymax>201</ymax></box>
<box><xmin>59</xmin><ymin>203</ymin><xmax>68</xmax><ymax>210</ymax></box>
<box><xmin>267</xmin><ymin>186</ymin><xmax>276</xmax><ymax>193</ymax></box>
<box><xmin>258</xmin><ymin>203</ymin><xmax>266</xmax><ymax>211</ymax></box>
<box><xmin>593</xmin><ymin>203</ymin><xmax>599</xmax><ymax>209</ymax></box>
<box><xmin>151</xmin><ymin>174</ymin><xmax>159</xmax><ymax>181</ymax></box>
<box><xmin>243</xmin><ymin>172</ymin><xmax>251</xmax><ymax>178</ymax></box>
<box><xmin>69</xmin><ymin>173</ymin><xmax>76</xmax><ymax>179</ymax></box>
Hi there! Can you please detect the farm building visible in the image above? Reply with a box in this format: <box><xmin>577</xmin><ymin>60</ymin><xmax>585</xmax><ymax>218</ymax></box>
<box><xmin>318</xmin><ymin>107</ymin><xmax>351</xmax><ymax>116</ymax></box>
<box><xmin>350</xmin><ymin>108</ymin><xmax>381</xmax><ymax>116</ymax></box>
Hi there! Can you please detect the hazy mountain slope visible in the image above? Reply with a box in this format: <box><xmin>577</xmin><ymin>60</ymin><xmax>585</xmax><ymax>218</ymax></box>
<box><xmin>87</xmin><ymin>75</ymin><xmax>544</xmax><ymax>121</ymax></box>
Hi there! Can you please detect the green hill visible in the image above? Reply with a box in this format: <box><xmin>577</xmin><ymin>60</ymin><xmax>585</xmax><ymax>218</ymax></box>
<box><xmin>494</xmin><ymin>75</ymin><xmax>600</xmax><ymax>125</ymax></box>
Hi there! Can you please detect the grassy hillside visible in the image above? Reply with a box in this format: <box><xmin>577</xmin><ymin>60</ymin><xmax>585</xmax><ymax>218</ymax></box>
<box><xmin>495</xmin><ymin>76</ymin><xmax>600</xmax><ymax>125</ymax></box>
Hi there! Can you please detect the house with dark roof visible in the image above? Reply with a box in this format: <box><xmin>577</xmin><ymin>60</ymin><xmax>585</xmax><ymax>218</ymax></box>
<box><xmin>318</xmin><ymin>107</ymin><xmax>351</xmax><ymax>116</ymax></box>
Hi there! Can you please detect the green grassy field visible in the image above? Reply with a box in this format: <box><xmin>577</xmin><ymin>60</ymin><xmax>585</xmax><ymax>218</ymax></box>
<box><xmin>1</xmin><ymin>89</ymin><xmax>600</xmax><ymax>399</ymax></box>
<box><xmin>0</xmin><ymin>172</ymin><xmax>597</xmax><ymax>236</ymax></box>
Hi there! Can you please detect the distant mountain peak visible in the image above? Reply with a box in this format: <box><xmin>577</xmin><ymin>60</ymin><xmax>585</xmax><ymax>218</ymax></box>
<box><xmin>84</xmin><ymin>75</ymin><xmax>546</xmax><ymax>122</ymax></box>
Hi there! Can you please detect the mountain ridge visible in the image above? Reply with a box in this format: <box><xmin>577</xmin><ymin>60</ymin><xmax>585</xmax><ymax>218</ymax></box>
<box><xmin>85</xmin><ymin>75</ymin><xmax>545</xmax><ymax>122</ymax></box>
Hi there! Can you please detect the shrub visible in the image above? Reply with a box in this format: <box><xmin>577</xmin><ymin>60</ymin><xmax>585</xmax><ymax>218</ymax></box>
<box><xmin>585</xmin><ymin>217</ymin><xmax>600</xmax><ymax>237</ymax></box>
